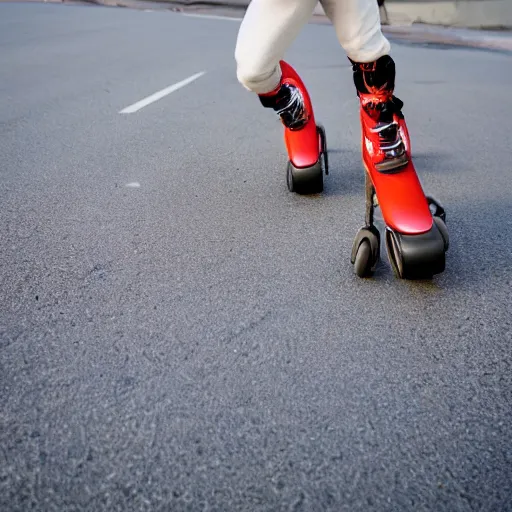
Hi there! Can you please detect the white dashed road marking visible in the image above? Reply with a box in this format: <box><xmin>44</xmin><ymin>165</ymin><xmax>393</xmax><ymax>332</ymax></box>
<box><xmin>119</xmin><ymin>71</ymin><xmax>206</xmax><ymax>114</ymax></box>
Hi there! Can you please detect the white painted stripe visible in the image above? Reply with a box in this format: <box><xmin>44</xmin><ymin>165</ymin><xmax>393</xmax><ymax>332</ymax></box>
<box><xmin>119</xmin><ymin>71</ymin><xmax>206</xmax><ymax>114</ymax></box>
<box><xmin>182</xmin><ymin>13</ymin><xmax>242</xmax><ymax>22</ymax></box>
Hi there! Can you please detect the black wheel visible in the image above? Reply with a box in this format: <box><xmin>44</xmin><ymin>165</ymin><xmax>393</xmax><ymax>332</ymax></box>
<box><xmin>286</xmin><ymin>161</ymin><xmax>295</xmax><ymax>192</ymax></box>
<box><xmin>433</xmin><ymin>216</ymin><xmax>449</xmax><ymax>251</ymax></box>
<box><xmin>385</xmin><ymin>228</ymin><xmax>404</xmax><ymax>279</ymax></box>
<box><xmin>354</xmin><ymin>240</ymin><xmax>373</xmax><ymax>277</ymax></box>
<box><xmin>317</xmin><ymin>124</ymin><xmax>328</xmax><ymax>175</ymax></box>
<box><xmin>286</xmin><ymin>159</ymin><xmax>323</xmax><ymax>194</ymax></box>
<box><xmin>426</xmin><ymin>196</ymin><xmax>449</xmax><ymax>251</ymax></box>
<box><xmin>385</xmin><ymin>223</ymin><xmax>446</xmax><ymax>280</ymax></box>
<box><xmin>426</xmin><ymin>196</ymin><xmax>446</xmax><ymax>222</ymax></box>
<box><xmin>351</xmin><ymin>225</ymin><xmax>380</xmax><ymax>277</ymax></box>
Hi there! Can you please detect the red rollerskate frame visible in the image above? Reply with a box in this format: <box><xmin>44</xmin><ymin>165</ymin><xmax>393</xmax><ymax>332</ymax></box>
<box><xmin>279</xmin><ymin>61</ymin><xmax>321</xmax><ymax>169</ymax></box>
<box><xmin>360</xmin><ymin>104</ymin><xmax>433</xmax><ymax>235</ymax></box>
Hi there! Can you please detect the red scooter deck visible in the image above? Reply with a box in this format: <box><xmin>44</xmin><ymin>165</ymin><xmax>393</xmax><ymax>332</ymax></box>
<box><xmin>285</xmin><ymin>121</ymin><xmax>319</xmax><ymax>169</ymax></box>
<box><xmin>279</xmin><ymin>61</ymin><xmax>320</xmax><ymax>169</ymax></box>
<box><xmin>361</xmin><ymin>109</ymin><xmax>433</xmax><ymax>235</ymax></box>
<box><xmin>364</xmin><ymin>158</ymin><xmax>433</xmax><ymax>235</ymax></box>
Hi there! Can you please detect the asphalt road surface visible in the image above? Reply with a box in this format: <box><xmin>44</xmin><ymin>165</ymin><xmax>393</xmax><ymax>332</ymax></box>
<box><xmin>1</xmin><ymin>3</ymin><xmax>511</xmax><ymax>510</ymax></box>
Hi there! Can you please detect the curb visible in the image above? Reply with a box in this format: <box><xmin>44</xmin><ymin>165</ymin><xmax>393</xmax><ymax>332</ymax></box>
<box><xmin>382</xmin><ymin>24</ymin><xmax>512</xmax><ymax>53</ymax></box>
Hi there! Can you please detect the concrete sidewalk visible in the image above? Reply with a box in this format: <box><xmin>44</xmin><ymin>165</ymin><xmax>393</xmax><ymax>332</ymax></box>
<box><xmin>382</xmin><ymin>23</ymin><xmax>512</xmax><ymax>52</ymax></box>
<box><xmin>374</xmin><ymin>0</ymin><xmax>512</xmax><ymax>30</ymax></box>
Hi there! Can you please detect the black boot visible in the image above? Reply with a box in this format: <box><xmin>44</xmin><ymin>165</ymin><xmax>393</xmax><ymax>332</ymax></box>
<box><xmin>350</xmin><ymin>55</ymin><xmax>409</xmax><ymax>171</ymax></box>
<box><xmin>259</xmin><ymin>83</ymin><xmax>309</xmax><ymax>130</ymax></box>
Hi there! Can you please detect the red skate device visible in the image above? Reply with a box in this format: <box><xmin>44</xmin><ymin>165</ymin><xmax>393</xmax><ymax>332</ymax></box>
<box><xmin>350</xmin><ymin>98</ymin><xmax>449</xmax><ymax>279</ymax></box>
<box><xmin>259</xmin><ymin>61</ymin><xmax>328</xmax><ymax>194</ymax></box>
<box><xmin>259</xmin><ymin>58</ymin><xmax>448</xmax><ymax>279</ymax></box>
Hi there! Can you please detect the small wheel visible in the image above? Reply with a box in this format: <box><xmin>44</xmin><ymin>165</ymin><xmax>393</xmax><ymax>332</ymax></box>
<box><xmin>433</xmin><ymin>216</ymin><xmax>449</xmax><ymax>251</ymax></box>
<box><xmin>385</xmin><ymin>224</ymin><xmax>446</xmax><ymax>280</ymax></box>
<box><xmin>426</xmin><ymin>196</ymin><xmax>446</xmax><ymax>222</ymax></box>
<box><xmin>317</xmin><ymin>124</ymin><xmax>328</xmax><ymax>175</ymax></box>
<box><xmin>385</xmin><ymin>228</ymin><xmax>404</xmax><ymax>279</ymax></box>
<box><xmin>286</xmin><ymin>159</ymin><xmax>323</xmax><ymax>194</ymax></box>
<box><xmin>286</xmin><ymin>161</ymin><xmax>295</xmax><ymax>192</ymax></box>
<box><xmin>351</xmin><ymin>225</ymin><xmax>380</xmax><ymax>277</ymax></box>
<box><xmin>354</xmin><ymin>240</ymin><xmax>373</xmax><ymax>277</ymax></box>
<box><xmin>427</xmin><ymin>196</ymin><xmax>449</xmax><ymax>251</ymax></box>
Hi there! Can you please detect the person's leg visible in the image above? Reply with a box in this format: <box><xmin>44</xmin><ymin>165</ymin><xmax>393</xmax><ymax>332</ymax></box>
<box><xmin>321</xmin><ymin>0</ymin><xmax>408</xmax><ymax>170</ymax></box>
<box><xmin>319</xmin><ymin>0</ymin><xmax>390</xmax><ymax>63</ymax></box>
<box><xmin>235</xmin><ymin>0</ymin><xmax>318</xmax><ymax>95</ymax></box>
<box><xmin>234</xmin><ymin>0</ymin><xmax>324</xmax><ymax>171</ymax></box>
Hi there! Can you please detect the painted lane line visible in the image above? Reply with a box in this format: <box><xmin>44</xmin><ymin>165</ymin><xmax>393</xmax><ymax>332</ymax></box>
<box><xmin>119</xmin><ymin>71</ymin><xmax>206</xmax><ymax>114</ymax></box>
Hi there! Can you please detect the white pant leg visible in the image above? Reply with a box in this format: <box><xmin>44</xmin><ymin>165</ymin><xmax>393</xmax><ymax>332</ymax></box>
<box><xmin>235</xmin><ymin>0</ymin><xmax>318</xmax><ymax>94</ymax></box>
<box><xmin>319</xmin><ymin>0</ymin><xmax>390</xmax><ymax>62</ymax></box>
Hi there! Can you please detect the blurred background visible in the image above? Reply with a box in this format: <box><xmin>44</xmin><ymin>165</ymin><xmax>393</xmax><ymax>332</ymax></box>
<box><xmin>374</xmin><ymin>0</ymin><xmax>512</xmax><ymax>29</ymax></box>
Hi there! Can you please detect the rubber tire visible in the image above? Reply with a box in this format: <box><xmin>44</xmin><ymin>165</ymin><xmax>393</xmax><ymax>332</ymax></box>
<box><xmin>434</xmin><ymin>216</ymin><xmax>449</xmax><ymax>251</ymax></box>
<box><xmin>317</xmin><ymin>124</ymin><xmax>328</xmax><ymax>175</ymax></box>
<box><xmin>286</xmin><ymin>161</ymin><xmax>295</xmax><ymax>193</ymax></box>
<box><xmin>354</xmin><ymin>240</ymin><xmax>373</xmax><ymax>277</ymax></box>
<box><xmin>286</xmin><ymin>160</ymin><xmax>323</xmax><ymax>194</ymax></box>
<box><xmin>385</xmin><ymin>226</ymin><xmax>446</xmax><ymax>280</ymax></box>
<box><xmin>385</xmin><ymin>229</ymin><xmax>404</xmax><ymax>279</ymax></box>
<box><xmin>427</xmin><ymin>196</ymin><xmax>446</xmax><ymax>223</ymax></box>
